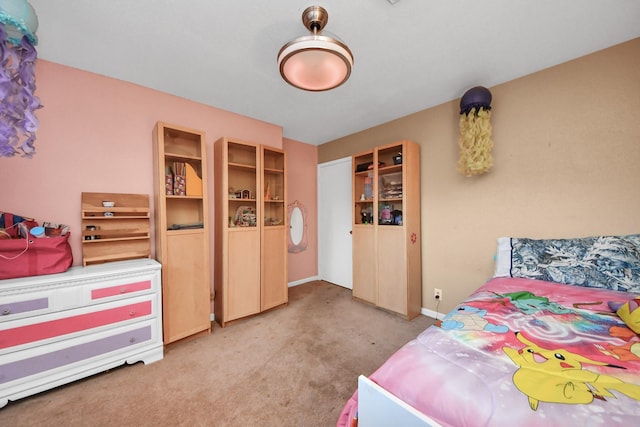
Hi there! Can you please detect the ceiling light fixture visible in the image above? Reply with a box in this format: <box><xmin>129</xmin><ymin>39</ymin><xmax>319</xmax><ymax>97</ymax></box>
<box><xmin>278</xmin><ymin>6</ymin><xmax>353</xmax><ymax>92</ymax></box>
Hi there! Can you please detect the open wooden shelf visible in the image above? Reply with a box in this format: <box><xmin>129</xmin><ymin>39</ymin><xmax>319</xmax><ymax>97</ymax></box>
<box><xmin>81</xmin><ymin>192</ymin><xmax>151</xmax><ymax>266</ymax></box>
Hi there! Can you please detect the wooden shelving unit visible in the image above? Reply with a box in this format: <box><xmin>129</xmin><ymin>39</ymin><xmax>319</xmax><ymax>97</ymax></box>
<box><xmin>213</xmin><ymin>138</ymin><xmax>288</xmax><ymax>327</ymax></box>
<box><xmin>81</xmin><ymin>192</ymin><xmax>151</xmax><ymax>266</ymax></box>
<box><xmin>352</xmin><ymin>141</ymin><xmax>422</xmax><ymax>319</ymax></box>
<box><xmin>152</xmin><ymin>121</ymin><xmax>211</xmax><ymax>344</ymax></box>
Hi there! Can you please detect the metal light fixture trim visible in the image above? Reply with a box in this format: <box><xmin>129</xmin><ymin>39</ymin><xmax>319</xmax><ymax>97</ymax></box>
<box><xmin>278</xmin><ymin>6</ymin><xmax>354</xmax><ymax>92</ymax></box>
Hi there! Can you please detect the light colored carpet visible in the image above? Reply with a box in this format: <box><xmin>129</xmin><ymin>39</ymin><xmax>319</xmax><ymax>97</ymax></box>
<box><xmin>1</xmin><ymin>281</ymin><xmax>434</xmax><ymax>426</ymax></box>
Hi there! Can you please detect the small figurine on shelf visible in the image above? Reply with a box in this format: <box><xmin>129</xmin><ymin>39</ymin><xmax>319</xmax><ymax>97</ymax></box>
<box><xmin>393</xmin><ymin>152</ymin><xmax>403</xmax><ymax>165</ymax></box>
<box><xmin>379</xmin><ymin>204</ymin><xmax>393</xmax><ymax>224</ymax></box>
<box><xmin>392</xmin><ymin>210</ymin><xmax>403</xmax><ymax>225</ymax></box>
<box><xmin>360</xmin><ymin>207</ymin><xmax>373</xmax><ymax>224</ymax></box>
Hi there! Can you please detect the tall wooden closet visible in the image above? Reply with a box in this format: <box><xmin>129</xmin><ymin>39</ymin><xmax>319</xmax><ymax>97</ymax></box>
<box><xmin>152</xmin><ymin>122</ymin><xmax>211</xmax><ymax>344</ymax></box>
<box><xmin>352</xmin><ymin>140</ymin><xmax>422</xmax><ymax>319</ymax></box>
<box><xmin>213</xmin><ymin>137</ymin><xmax>288</xmax><ymax>327</ymax></box>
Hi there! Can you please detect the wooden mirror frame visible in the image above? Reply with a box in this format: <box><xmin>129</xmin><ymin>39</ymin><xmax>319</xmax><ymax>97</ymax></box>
<box><xmin>287</xmin><ymin>200</ymin><xmax>308</xmax><ymax>253</ymax></box>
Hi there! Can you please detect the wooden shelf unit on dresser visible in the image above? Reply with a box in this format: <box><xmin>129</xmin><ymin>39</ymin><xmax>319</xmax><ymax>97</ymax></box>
<box><xmin>81</xmin><ymin>192</ymin><xmax>151</xmax><ymax>266</ymax></box>
<box><xmin>213</xmin><ymin>138</ymin><xmax>288</xmax><ymax>327</ymax></box>
<box><xmin>352</xmin><ymin>141</ymin><xmax>422</xmax><ymax>319</ymax></box>
<box><xmin>0</xmin><ymin>259</ymin><xmax>163</xmax><ymax>408</ymax></box>
<box><xmin>152</xmin><ymin>122</ymin><xmax>211</xmax><ymax>344</ymax></box>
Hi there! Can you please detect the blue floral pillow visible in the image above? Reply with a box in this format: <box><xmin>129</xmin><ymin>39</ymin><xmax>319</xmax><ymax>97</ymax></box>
<box><xmin>496</xmin><ymin>234</ymin><xmax>640</xmax><ymax>292</ymax></box>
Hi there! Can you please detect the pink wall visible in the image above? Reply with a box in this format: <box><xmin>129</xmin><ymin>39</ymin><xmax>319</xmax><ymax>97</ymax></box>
<box><xmin>283</xmin><ymin>138</ymin><xmax>318</xmax><ymax>283</ymax></box>
<box><xmin>0</xmin><ymin>60</ymin><xmax>319</xmax><ymax>291</ymax></box>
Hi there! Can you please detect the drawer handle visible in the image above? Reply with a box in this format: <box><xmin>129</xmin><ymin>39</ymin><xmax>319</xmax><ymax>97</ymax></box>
<box><xmin>120</xmin><ymin>287</ymin><xmax>127</xmax><ymax>293</ymax></box>
<box><xmin>129</xmin><ymin>310</ymin><xmax>136</xmax><ymax>316</ymax></box>
<box><xmin>129</xmin><ymin>337</ymin><xmax>136</xmax><ymax>344</ymax></box>
<box><xmin>1</xmin><ymin>308</ymin><xmax>10</xmax><ymax>315</ymax></box>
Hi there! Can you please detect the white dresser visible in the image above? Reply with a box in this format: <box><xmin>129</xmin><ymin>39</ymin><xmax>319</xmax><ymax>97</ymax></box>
<box><xmin>0</xmin><ymin>259</ymin><xmax>163</xmax><ymax>408</ymax></box>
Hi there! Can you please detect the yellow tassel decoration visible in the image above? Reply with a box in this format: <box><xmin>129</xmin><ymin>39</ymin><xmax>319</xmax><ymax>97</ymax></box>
<box><xmin>457</xmin><ymin>108</ymin><xmax>494</xmax><ymax>177</ymax></box>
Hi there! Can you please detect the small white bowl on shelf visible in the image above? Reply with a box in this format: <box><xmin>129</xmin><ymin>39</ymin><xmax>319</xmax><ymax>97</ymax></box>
<box><xmin>102</xmin><ymin>201</ymin><xmax>115</xmax><ymax>208</ymax></box>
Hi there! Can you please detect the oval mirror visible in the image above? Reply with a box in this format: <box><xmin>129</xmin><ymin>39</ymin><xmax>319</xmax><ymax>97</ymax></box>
<box><xmin>290</xmin><ymin>206</ymin><xmax>303</xmax><ymax>245</ymax></box>
<box><xmin>287</xmin><ymin>200</ymin><xmax>308</xmax><ymax>253</ymax></box>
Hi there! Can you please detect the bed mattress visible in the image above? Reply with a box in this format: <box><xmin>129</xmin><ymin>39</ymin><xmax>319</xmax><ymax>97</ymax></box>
<box><xmin>338</xmin><ymin>277</ymin><xmax>640</xmax><ymax>426</ymax></box>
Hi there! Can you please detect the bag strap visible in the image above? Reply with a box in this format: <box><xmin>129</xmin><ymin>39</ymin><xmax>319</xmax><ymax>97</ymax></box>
<box><xmin>0</xmin><ymin>237</ymin><xmax>30</xmax><ymax>260</ymax></box>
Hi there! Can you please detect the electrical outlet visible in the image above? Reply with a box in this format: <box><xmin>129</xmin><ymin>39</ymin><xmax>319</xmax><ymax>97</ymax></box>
<box><xmin>434</xmin><ymin>288</ymin><xmax>442</xmax><ymax>300</ymax></box>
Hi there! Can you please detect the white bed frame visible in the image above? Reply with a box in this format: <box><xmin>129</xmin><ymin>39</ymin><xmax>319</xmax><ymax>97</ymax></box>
<box><xmin>357</xmin><ymin>376</ymin><xmax>442</xmax><ymax>427</ymax></box>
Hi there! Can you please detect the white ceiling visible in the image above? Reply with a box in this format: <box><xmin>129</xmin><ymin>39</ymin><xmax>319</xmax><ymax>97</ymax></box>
<box><xmin>28</xmin><ymin>1</ymin><xmax>640</xmax><ymax>146</ymax></box>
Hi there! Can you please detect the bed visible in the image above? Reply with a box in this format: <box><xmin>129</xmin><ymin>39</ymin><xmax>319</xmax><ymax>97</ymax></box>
<box><xmin>337</xmin><ymin>234</ymin><xmax>640</xmax><ymax>426</ymax></box>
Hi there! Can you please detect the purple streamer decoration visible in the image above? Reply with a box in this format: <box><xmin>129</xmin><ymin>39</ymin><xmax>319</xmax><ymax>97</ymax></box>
<box><xmin>0</xmin><ymin>23</ymin><xmax>42</xmax><ymax>158</ymax></box>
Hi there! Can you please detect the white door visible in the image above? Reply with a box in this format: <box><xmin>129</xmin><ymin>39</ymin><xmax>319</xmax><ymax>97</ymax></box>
<box><xmin>318</xmin><ymin>157</ymin><xmax>352</xmax><ymax>289</ymax></box>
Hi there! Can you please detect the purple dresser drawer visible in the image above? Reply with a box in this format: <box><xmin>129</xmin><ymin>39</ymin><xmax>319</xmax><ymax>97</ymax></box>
<box><xmin>0</xmin><ymin>325</ymin><xmax>152</xmax><ymax>385</ymax></box>
<box><xmin>0</xmin><ymin>298</ymin><xmax>48</xmax><ymax>317</ymax></box>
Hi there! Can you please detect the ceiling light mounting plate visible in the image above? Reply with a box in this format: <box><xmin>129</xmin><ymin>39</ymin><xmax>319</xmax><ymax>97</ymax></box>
<box><xmin>302</xmin><ymin>5</ymin><xmax>328</xmax><ymax>33</ymax></box>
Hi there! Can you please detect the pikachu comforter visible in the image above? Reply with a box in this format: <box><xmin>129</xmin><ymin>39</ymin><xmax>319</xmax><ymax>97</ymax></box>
<box><xmin>343</xmin><ymin>277</ymin><xmax>640</xmax><ymax>426</ymax></box>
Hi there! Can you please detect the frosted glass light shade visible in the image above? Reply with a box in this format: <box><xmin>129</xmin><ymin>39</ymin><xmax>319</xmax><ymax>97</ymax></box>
<box><xmin>278</xmin><ymin>35</ymin><xmax>353</xmax><ymax>91</ymax></box>
<box><xmin>277</xmin><ymin>6</ymin><xmax>353</xmax><ymax>92</ymax></box>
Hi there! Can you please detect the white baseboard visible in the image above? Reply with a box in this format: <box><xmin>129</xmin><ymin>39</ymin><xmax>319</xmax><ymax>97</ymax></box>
<box><xmin>420</xmin><ymin>307</ymin><xmax>443</xmax><ymax>321</ymax></box>
<box><xmin>288</xmin><ymin>275</ymin><xmax>320</xmax><ymax>287</ymax></box>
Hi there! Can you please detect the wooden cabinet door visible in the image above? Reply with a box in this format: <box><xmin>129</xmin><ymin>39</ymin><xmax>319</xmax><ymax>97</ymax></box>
<box><xmin>377</xmin><ymin>227</ymin><xmax>407</xmax><ymax>315</ymax></box>
<box><xmin>261</xmin><ymin>227</ymin><xmax>287</xmax><ymax>310</ymax></box>
<box><xmin>352</xmin><ymin>227</ymin><xmax>376</xmax><ymax>304</ymax></box>
<box><xmin>261</xmin><ymin>147</ymin><xmax>287</xmax><ymax>311</ymax></box>
<box><xmin>227</xmin><ymin>229</ymin><xmax>261</xmax><ymax>321</ymax></box>
<box><xmin>164</xmin><ymin>232</ymin><xmax>210</xmax><ymax>343</ymax></box>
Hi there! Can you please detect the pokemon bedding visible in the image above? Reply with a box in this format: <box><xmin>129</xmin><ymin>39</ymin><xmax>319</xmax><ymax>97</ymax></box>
<box><xmin>337</xmin><ymin>235</ymin><xmax>640</xmax><ymax>426</ymax></box>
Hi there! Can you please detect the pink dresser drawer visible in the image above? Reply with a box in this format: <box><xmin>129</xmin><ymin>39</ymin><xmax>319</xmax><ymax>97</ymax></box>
<box><xmin>0</xmin><ymin>300</ymin><xmax>152</xmax><ymax>349</ymax></box>
<box><xmin>90</xmin><ymin>280</ymin><xmax>152</xmax><ymax>300</ymax></box>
